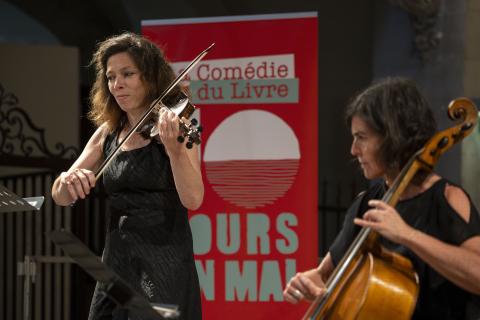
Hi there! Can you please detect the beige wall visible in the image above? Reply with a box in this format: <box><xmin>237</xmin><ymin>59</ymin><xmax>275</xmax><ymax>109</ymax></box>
<box><xmin>462</xmin><ymin>0</ymin><xmax>480</xmax><ymax>208</ymax></box>
<box><xmin>0</xmin><ymin>43</ymin><xmax>79</xmax><ymax>176</ymax></box>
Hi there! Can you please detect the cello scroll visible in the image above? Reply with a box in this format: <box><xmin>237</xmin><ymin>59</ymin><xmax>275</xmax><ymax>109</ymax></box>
<box><xmin>419</xmin><ymin>97</ymin><xmax>478</xmax><ymax>167</ymax></box>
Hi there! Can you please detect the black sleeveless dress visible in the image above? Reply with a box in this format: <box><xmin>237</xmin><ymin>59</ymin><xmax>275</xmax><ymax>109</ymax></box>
<box><xmin>329</xmin><ymin>179</ymin><xmax>480</xmax><ymax>320</ymax></box>
<box><xmin>88</xmin><ymin>131</ymin><xmax>202</xmax><ymax>320</ymax></box>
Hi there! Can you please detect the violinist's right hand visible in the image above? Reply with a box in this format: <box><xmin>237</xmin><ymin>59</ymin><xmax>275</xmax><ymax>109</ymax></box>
<box><xmin>283</xmin><ymin>268</ymin><xmax>326</xmax><ymax>304</ymax></box>
<box><xmin>59</xmin><ymin>168</ymin><xmax>96</xmax><ymax>201</ymax></box>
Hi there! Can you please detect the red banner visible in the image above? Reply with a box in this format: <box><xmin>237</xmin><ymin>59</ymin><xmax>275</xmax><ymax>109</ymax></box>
<box><xmin>142</xmin><ymin>12</ymin><xmax>318</xmax><ymax>319</ymax></box>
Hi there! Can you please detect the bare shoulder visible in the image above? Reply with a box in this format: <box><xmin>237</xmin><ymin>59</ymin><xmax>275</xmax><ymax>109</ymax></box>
<box><xmin>69</xmin><ymin>123</ymin><xmax>110</xmax><ymax>171</ymax></box>
<box><xmin>83</xmin><ymin>123</ymin><xmax>111</xmax><ymax>153</ymax></box>
<box><xmin>444</xmin><ymin>183</ymin><xmax>471</xmax><ymax>223</ymax></box>
<box><xmin>91</xmin><ymin>123</ymin><xmax>110</xmax><ymax>145</ymax></box>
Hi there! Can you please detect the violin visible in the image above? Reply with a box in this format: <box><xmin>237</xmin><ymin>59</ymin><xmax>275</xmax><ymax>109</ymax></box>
<box><xmin>303</xmin><ymin>98</ymin><xmax>478</xmax><ymax>320</ymax></box>
<box><xmin>94</xmin><ymin>43</ymin><xmax>214</xmax><ymax>179</ymax></box>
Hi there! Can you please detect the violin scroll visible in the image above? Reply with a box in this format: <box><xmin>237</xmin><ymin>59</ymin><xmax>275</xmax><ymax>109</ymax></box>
<box><xmin>168</xmin><ymin>91</ymin><xmax>202</xmax><ymax>149</ymax></box>
<box><xmin>138</xmin><ymin>91</ymin><xmax>202</xmax><ymax>149</ymax></box>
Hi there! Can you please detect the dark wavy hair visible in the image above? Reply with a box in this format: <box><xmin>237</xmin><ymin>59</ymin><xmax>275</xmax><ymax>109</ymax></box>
<box><xmin>88</xmin><ymin>32</ymin><xmax>181</xmax><ymax>132</ymax></box>
<box><xmin>346</xmin><ymin>77</ymin><xmax>437</xmax><ymax>174</ymax></box>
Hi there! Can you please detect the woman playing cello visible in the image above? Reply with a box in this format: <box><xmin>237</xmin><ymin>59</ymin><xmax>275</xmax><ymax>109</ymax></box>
<box><xmin>284</xmin><ymin>77</ymin><xmax>480</xmax><ymax>319</ymax></box>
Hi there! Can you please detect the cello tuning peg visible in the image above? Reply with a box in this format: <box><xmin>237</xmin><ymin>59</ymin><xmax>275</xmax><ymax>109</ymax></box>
<box><xmin>197</xmin><ymin>125</ymin><xmax>203</xmax><ymax>133</ymax></box>
<box><xmin>437</xmin><ymin>136</ymin><xmax>449</xmax><ymax>149</ymax></box>
<box><xmin>461</xmin><ymin>122</ymin><xmax>473</xmax><ymax>132</ymax></box>
<box><xmin>186</xmin><ymin>141</ymin><xmax>193</xmax><ymax>149</ymax></box>
<box><xmin>177</xmin><ymin>135</ymin><xmax>185</xmax><ymax>143</ymax></box>
<box><xmin>191</xmin><ymin>118</ymin><xmax>198</xmax><ymax>126</ymax></box>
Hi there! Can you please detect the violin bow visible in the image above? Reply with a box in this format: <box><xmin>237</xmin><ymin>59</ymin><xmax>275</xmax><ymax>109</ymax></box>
<box><xmin>94</xmin><ymin>43</ymin><xmax>215</xmax><ymax>179</ymax></box>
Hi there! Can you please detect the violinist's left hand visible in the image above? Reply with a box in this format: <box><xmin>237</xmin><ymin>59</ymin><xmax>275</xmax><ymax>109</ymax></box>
<box><xmin>157</xmin><ymin>107</ymin><xmax>185</xmax><ymax>156</ymax></box>
<box><xmin>354</xmin><ymin>200</ymin><xmax>415</xmax><ymax>245</ymax></box>
<box><xmin>155</xmin><ymin>106</ymin><xmax>204</xmax><ymax>210</ymax></box>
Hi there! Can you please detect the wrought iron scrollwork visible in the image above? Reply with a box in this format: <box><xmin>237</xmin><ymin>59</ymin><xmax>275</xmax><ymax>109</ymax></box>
<box><xmin>0</xmin><ymin>83</ymin><xmax>79</xmax><ymax>162</ymax></box>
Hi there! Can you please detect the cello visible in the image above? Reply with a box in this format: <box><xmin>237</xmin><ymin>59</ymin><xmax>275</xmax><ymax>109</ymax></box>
<box><xmin>303</xmin><ymin>98</ymin><xmax>478</xmax><ymax>320</ymax></box>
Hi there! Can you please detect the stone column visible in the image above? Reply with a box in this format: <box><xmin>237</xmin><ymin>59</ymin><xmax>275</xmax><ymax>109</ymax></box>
<box><xmin>462</xmin><ymin>0</ymin><xmax>480</xmax><ymax>208</ymax></box>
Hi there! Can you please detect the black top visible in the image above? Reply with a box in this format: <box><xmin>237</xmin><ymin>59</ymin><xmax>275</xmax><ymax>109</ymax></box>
<box><xmin>329</xmin><ymin>179</ymin><xmax>480</xmax><ymax>320</ymax></box>
<box><xmin>88</xmin><ymin>131</ymin><xmax>201</xmax><ymax>320</ymax></box>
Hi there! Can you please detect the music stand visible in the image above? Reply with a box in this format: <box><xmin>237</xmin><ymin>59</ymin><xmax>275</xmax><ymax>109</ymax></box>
<box><xmin>48</xmin><ymin>230</ymin><xmax>180</xmax><ymax>319</ymax></box>
<box><xmin>0</xmin><ymin>185</ymin><xmax>44</xmax><ymax>320</ymax></box>
<box><xmin>0</xmin><ymin>184</ymin><xmax>44</xmax><ymax>213</ymax></box>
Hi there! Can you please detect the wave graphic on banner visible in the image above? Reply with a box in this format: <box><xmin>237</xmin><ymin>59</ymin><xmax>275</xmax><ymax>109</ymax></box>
<box><xmin>204</xmin><ymin>109</ymin><xmax>300</xmax><ymax>209</ymax></box>
<box><xmin>205</xmin><ymin>159</ymin><xmax>299</xmax><ymax>208</ymax></box>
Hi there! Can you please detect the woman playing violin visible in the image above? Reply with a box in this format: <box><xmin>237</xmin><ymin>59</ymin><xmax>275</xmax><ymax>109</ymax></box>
<box><xmin>51</xmin><ymin>32</ymin><xmax>203</xmax><ymax>320</ymax></box>
<box><xmin>284</xmin><ymin>77</ymin><xmax>480</xmax><ymax>319</ymax></box>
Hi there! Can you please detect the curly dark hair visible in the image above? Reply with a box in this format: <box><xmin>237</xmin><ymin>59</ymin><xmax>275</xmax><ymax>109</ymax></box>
<box><xmin>346</xmin><ymin>77</ymin><xmax>437</xmax><ymax>174</ymax></box>
<box><xmin>88</xmin><ymin>32</ymin><xmax>181</xmax><ymax>132</ymax></box>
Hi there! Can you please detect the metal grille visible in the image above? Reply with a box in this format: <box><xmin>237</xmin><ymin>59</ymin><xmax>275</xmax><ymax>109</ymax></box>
<box><xmin>0</xmin><ymin>171</ymin><xmax>108</xmax><ymax>320</ymax></box>
<box><xmin>318</xmin><ymin>178</ymin><xmax>366</xmax><ymax>256</ymax></box>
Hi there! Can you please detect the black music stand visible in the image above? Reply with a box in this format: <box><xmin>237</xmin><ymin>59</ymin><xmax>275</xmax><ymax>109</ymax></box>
<box><xmin>48</xmin><ymin>230</ymin><xmax>180</xmax><ymax>319</ymax></box>
<box><xmin>0</xmin><ymin>184</ymin><xmax>44</xmax><ymax>213</ymax></box>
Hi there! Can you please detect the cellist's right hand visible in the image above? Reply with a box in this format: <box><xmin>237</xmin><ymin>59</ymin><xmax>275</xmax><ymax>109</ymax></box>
<box><xmin>283</xmin><ymin>268</ymin><xmax>326</xmax><ymax>304</ymax></box>
<box><xmin>59</xmin><ymin>168</ymin><xmax>96</xmax><ymax>201</ymax></box>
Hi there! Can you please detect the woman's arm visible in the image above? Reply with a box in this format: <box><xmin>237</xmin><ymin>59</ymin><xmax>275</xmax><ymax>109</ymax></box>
<box><xmin>283</xmin><ymin>252</ymin><xmax>335</xmax><ymax>304</ymax></box>
<box><xmin>404</xmin><ymin>228</ymin><xmax>480</xmax><ymax>294</ymax></box>
<box><xmin>167</xmin><ymin>144</ymin><xmax>204</xmax><ymax>210</ymax></box>
<box><xmin>157</xmin><ymin>108</ymin><xmax>204</xmax><ymax>210</ymax></box>
<box><xmin>51</xmin><ymin>124</ymin><xmax>106</xmax><ymax>206</ymax></box>
<box><xmin>355</xmin><ymin>185</ymin><xmax>480</xmax><ymax>295</ymax></box>
<box><xmin>401</xmin><ymin>185</ymin><xmax>480</xmax><ymax>295</ymax></box>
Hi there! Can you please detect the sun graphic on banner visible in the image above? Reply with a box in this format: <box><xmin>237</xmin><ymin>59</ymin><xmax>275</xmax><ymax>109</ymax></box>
<box><xmin>203</xmin><ymin>109</ymin><xmax>300</xmax><ymax>209</ymax></box>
